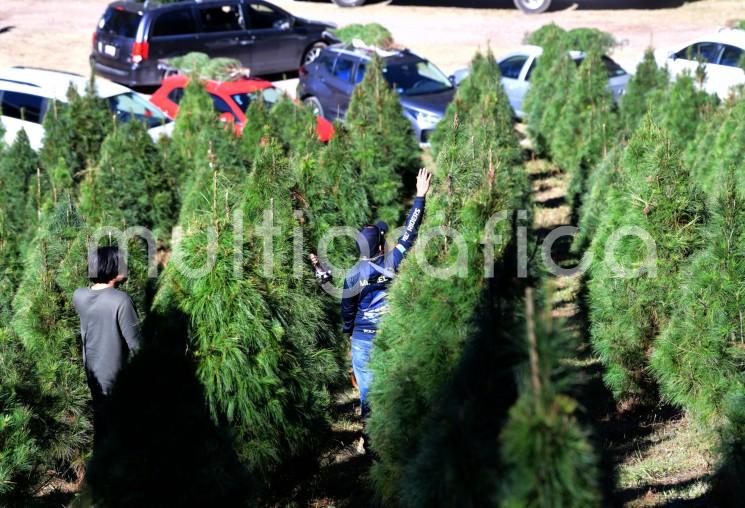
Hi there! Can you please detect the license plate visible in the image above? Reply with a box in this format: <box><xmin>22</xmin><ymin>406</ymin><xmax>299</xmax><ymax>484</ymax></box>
<box><xmin>104</xmin><ymin>44</ymin><xmax>117</xmax><ymax>57</ymax></box>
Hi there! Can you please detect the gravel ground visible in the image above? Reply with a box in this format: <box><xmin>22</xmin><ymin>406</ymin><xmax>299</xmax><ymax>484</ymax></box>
<box><xmin>1</xmin><ymin>0</ymin><xmax>745</xmax><ymax>84</ymax></box>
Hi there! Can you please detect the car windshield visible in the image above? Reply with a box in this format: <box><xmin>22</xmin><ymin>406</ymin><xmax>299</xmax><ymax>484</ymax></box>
<box><xmin>107</xmin><ymin>92</ymin><xmax>171</xmax><ymax>128</ymax></box>
<box><xmin>383</xmin><ymin>60</ymin><xmax>453</xmax><ymax>96</ymax></box>
<box><xmin>572</xmin><ymin>55</ymin><xmax>627</xmax><ymax>78</ymax></box>
<box><xmin>231</xmin><ymin>87</ymin><xmax>283</xmax><ymax>113</ymax></box>
<box><xmin>99</xmin><ymin>8</ymin><xmax>141</xmax><ymax>38</ymax></box>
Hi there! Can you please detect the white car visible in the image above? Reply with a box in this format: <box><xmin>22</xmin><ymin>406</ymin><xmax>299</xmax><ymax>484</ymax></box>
<box><xmin>451</xmin><ymin>45</ymin><xmax>630</xmax><ymax>119</ymax></box>
<box><xmin>656</xmin><ymin>28</ymin><xmax>745</xmax><ymax>99</ymax></box>
<box><xmin>0</xmin><ymin>67</ymin><xmax>173</xmax><ymax>150</ymax></box>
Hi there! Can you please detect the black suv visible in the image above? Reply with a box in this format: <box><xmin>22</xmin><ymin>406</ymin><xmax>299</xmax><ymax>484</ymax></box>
<box><xmin>92</xmin><ymin>0</ymin><xmax>339</xmax><ymax>87</ymax></box>
<box><xmin>297</xmin><ymin>44</ymin><xmax>455</xmax><ymax>144</ymax></box>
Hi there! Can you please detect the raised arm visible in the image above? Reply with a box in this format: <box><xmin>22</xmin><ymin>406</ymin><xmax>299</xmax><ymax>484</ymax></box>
<box><xmin>388</xmin><ymin>168</ymin><xmax>431</xmax><ymax>271</ymax></box>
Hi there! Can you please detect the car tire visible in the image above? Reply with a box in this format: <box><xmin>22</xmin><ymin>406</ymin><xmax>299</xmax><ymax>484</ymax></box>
<box><xmin>513</xmin><ymin>0</ymin><xmax>551</xmax><ymax>14</ymax></box>
<box><xmin>303</xmin><ymin>96</ymin><xmax>324</xmax><ymax>118</ymax></box>
<box><xmin>331</xmin><ymin>0</ymin><xmax>366</xmax><ymax>7</ymax></box>
<box><xmin>302</xmin><ymin>42</ymin><xmax>327</xmax><ymax>67</ymax></box>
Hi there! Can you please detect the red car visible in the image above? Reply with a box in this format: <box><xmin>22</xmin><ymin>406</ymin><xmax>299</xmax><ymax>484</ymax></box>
<box><xmin>150</xmin><ymin>74</ymin><xmax>334</xmax><ymax>142</ymax></box>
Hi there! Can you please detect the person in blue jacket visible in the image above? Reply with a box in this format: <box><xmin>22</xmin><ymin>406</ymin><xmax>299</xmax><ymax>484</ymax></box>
<box><xmin>342</xmin><ymin>168</ymin><xmax>432</xmax><ymax>418</ymax></box>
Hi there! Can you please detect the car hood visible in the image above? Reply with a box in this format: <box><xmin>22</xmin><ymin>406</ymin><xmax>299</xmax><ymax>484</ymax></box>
<box><xmin>399</xmin><ymin>87</ymin><xmax>456</xmax><ymax>116</ymax></box>
<box><xmin>295</xmin><ymin>16</ymin><xmax>336</xmax><ymax>30</ymax></box>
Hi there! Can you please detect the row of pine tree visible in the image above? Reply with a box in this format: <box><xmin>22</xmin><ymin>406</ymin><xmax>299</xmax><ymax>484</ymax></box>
<box><xmin>525</xmin><ymin>23</ymin><xmax>744</xmax><ymax>504</ymax></box>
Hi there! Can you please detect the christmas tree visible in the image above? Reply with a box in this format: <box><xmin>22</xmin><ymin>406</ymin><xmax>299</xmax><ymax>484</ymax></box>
<box><xmin>653</xmin><ymin>71</ymin><xmax>717</xmax><ymax>147</ymax></box>
<box><xmin>587</xmin><ymin>118</ymin><xmax>707</xmax><ymax>399</ymax></box>
<box><xmin>650</xmin><ymin>173</ymin><xmax>745</xmax><ymax>421</ymax></box>
<box><xmin>368</xmin><ymin>58</ymin><xmax>528</xmax><ymax>503</ymax></box>
<box><xmin>620</xmin><ymin>49</ymin><xmax>670</xmax><ymax>133</ymax></box>
<box><xmin>345</xmin><ymin>56</ymin><xmax>421</xmax><ymax>224</ymax></box>
<box><xmin>550</xmin><ymin>49</ymin><xmax>618</xmax><ymax>210</ymax></box>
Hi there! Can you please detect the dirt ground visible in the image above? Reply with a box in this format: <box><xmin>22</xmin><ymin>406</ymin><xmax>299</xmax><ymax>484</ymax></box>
<box><xmin>1</xmin><ymin>0</ymin><xmax>745</xmax><ymax>83</ymax></box>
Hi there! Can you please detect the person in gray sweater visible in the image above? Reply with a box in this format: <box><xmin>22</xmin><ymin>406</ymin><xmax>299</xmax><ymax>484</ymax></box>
<box><xmin>73</xmin><ymin>246</ymin><xmax>141</xmax><ymax>446</ymax></box>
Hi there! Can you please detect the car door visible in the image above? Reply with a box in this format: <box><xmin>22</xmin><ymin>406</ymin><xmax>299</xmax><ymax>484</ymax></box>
<box><xmin>147</xmin><ymin>6</ymin><xmax>203</xmax><ymax>65</ymax></box>
<box><xmin>324</xmin><ymin>55</ymin><xmax>358</xmax><ymax>120</ymax></box>
<box><xmin>196</xmin><ymin>1</ymin><xmax>253</xmax><ymax>67</ymax></box>
<box><xmin>709</xmin><ymin>44</ymin><xmax>745</xmax><ymax>98</ymax></box>
<box><xmin>671</xmin><ymin>41</ymin><xmax>722</xmax><ymax>84</ymax></box>
<box><xmin>498</xmin><ymin>54</ymin><xmax>531</xmax><ymax>117</ymax></box>
<box><xmin>242</xmin><ymin>1</ymin><xmax>305</xmax><ymax>75</ymax></box>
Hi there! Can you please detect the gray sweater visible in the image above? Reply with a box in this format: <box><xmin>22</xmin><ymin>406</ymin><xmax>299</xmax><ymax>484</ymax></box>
<box><xmin>73</xmin><ymin>287</ymin><xmax>141</xmax><ymax>394</ymax></box>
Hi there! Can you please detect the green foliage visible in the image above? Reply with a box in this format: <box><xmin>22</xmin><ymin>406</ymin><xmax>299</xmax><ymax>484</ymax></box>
<box><xmin>79</xmin><ymin>120</ymin><xmax>178</xmax><ymax>238</ymax></box>
<box><xmin>368</xmin><ymin>54</ymin><xmax>528</xmax><ymax>503</ymax></box>
<box><xmin>587</xmin><ymin>118</ymin><xmax>707</xmax><ymax>399</ymax></box>
<box><xmin>171</xmin><ymin>77</ymin><xmax>222</xmax><ymax>165</ymax></box>
<box><xmin>620</xmin><ymin>49</ymin><xmax>670</xmax><ymax>133</ymax></box>
<box><xmin>155</xmin><ymin>140</ymin><xmax>339</xmax><ymax>478</ymax></box>
<box><xmin>40</xmin><ymin>81</ymin><xmax>111</xmax><ymax>179</ymax></box>
<box><xmin>9</xmin><ymin>197</ymin><xmax>91</xmax><ymax>488</ymax></box>
<box><xmin>652</xmin><ymin>71</ymin><xmax>717</xmax><ymax>147</ymax></box>
<box><xmin>166</xmin><ymin>52</ymin><xmax>244</xmax><ymax>81</ymax></box>
<box><xmin>345</xmin><ymin>56</ymin><xmax>420</xmax><ymax>224</ymax></box>
<box><xmin>0</xmin><ymin>130</ymin><xmax>41</xmax><ymax>320</ymax></box>
<box><xmin>499</xmin><ymin>291</ymin><xmax>601</xmax><ymax>508</ymax></box>
<box><xmin>650</xmin><ymin>174</ymin><xmax>745</xmax><ymax>422</ymax></box>
<box><xmin>526</xmin><ymin>24</ymin><xmax>616</xmax><ymax>53</ymax></box>
<box><xmin>712</xmin><ymin>392</ymin><xmax>745</xmax><ymax>506</ymax></box>
<box><xmin>333</xmin><ymin>23</ymin><xmax>394</xmax><ymax>48</ymax></box>
<box><xmin>550</xmin><ymin>49</ymin><xmax>618</xmax><ymax>209</ymax></box>
<box><xmin>267</xmin><ymin>97</ymin><xmax>322</xmax><ymax>158</ymax></box>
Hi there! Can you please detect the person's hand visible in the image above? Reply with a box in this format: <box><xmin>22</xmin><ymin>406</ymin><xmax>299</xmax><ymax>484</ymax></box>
<box><xmin>416</xmin><ymin>168</ymin><xmax>432</xmax><ymax>198</ymax></box>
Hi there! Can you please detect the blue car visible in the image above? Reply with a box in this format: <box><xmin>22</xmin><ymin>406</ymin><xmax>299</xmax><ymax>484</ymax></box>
<box><xmin>297</xmin><ymin>43</ymin><xmax>456</xmax><ymax>144</ymax></box>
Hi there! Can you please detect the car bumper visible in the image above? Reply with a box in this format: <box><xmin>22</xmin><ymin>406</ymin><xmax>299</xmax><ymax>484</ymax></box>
<box><xmin>90</xmin><ymin>56</ymin><xmax>163</xmax><ymax>88</ymax></box>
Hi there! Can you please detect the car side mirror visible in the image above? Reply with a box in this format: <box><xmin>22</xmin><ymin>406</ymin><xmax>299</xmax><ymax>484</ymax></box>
<box><xmin>276</xmin><ymin>18</ymin><xmax>292</xmax><ymax>31</ymax></box>
<box><xmin>448</xmin><ymin>75</ymin><xmax>456</xmax><ymax>86</ymax></box>
<box><xmin>668</xmin><ymin>51</ymin><xmax>677</xmax><ymax>61</ymax></box>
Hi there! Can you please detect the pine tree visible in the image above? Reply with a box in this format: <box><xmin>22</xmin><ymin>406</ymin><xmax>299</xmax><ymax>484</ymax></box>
<box><xmin>650</xmin><ymin>173</ymin><xmax>745</xmax><ymax>421</ymax></box>
<box><xmin>620</xmin><ymin>49</ymin><xmax>670</xmax><ymax>133</ymax></box>
<box><xmin>587</xmin><ymin>118</ymin><xmax>707</xmax><ymax>399</ymax></box>
<box><xmin>0</xmin><ymin>130</ymin><xmax>41</xmax><ymax>320</ymax></box>
<box><xmin>79</xmin><ymin>120</ymin><xmax>178</xmax><ymax>239</ymax></box>
<box><xmin>550</xmin><ymin>49</ymin><xmax>618</xmax><ymax>210</ymax></box>
<box><xmin>712</xmin><ymin>392</ymin><xmax>745</xmax><ymax>506</ymax></box>
<box><xmin>154</xmin><ymin>140</ymin><xmax>340</xmax><ymax>478</ymax></box>
<box><xmin>368</xmin><ymin>70</ymin><xmax>528</xmax><ymax>503</ymax></box>
<box><xmin>268</xmin><ymin>97</ymin><xmax>323</xmax><ymax>158</ymax></box>
<box><xmin>171</xmin><ymin>76</ymin><xmax>221</xmax><ymax>168</ymax></box>
<box><xmin>653</xmin><ymin>71</ymin><xmax>717</xmax><ymax>148</ymax></box>
<box><xmin>40</xmin><ymin>80</ymin><xmax>111</xmax><ymax>181</ymax></box>
<box><xmin>10</xmin><ymin>196</ymin><xmax>92</xmax><ymax>486</ymax></box>
<box><xmin>499</xmin><ymin>289</ymin><xmax>601</xmax><ymax>508</ymax></box>
<box><xmin>345</xmin><ymin>56</ymin><xmax>421</xmax><ymax>224</ymax></box>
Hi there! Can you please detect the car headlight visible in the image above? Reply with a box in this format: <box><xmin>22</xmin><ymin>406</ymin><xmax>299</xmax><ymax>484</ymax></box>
<box><xmin>406</xmin><ymin>108</ymin><xmax>441</xmax><ymax>126</ymax></box>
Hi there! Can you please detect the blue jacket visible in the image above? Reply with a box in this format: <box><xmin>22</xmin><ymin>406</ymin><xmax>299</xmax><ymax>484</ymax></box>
<box><xmin>342</xmin><ymin>197</ymin><xmax>425</xmax><ymax>339</ymax></box>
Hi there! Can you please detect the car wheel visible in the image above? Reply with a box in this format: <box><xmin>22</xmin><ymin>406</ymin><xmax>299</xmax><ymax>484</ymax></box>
<box><xmin>302</xmin><ymin>42</ymin><xmax>327</xmax><ymax>67</ymax></box>
<box><xmin>331</xmin><ymin>0</ymin><xmax>366</xmax><ymax>7</ymax></box>
<box><xmin>513</xmin><ymin>0</ymin><xmax>551</xmax><ymax>14</ymax></box>
<box><xmin>303</xmin><ymin>96</ymin><xmax>324</xmax><ymax>118</ymax></box>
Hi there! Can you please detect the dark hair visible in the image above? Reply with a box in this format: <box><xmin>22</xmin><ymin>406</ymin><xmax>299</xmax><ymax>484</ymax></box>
<box><xmin>88</xmin><ymin>246</ymin><xmax>125</xmax><ymax>284</ymax></box>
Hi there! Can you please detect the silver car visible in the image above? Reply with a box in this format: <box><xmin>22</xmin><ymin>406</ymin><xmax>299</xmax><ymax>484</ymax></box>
<box><xmin>451</xmin><ymin>45</ymin><xmax>630</xmax><ymax>119</ymax></box>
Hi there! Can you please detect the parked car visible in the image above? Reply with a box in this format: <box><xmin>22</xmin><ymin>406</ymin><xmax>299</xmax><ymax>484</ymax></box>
<box><xmin>451</xmin><ymin>45</ymin><xmax>630</xmax><ymax>119</ymax></box>
<box><xmin>656</xmin><ymin>28</ymin><xmax>745</xmax><ymax>99</ymax></box>
<box><xmin>91</xmin><ymin>0</ymin><xmax>339</xmax><ymax>88</ymax></box>
<box><xmin>328</xmin><ymin>0</ymin><xmax>552</xmax><ymax>14</ymax></box>
<box><xmin>0</xmin><ymin>67</ymin><xmax>172</xmax><ymax>151</ymax></box>
<box><xmin>150</xmin><ymin>73</ymin><xmax>334</xmax><ymax>141</ymax></box>
<box><xmin>297</xmin><ymin>43</ymin><xmax>456</xmax><ymax>144</ymax></box>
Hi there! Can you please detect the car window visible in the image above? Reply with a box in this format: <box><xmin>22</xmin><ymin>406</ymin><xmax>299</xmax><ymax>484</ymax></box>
<box><xmin>383</xmin><ymin>60</ymin><xmax>453</xmax><ymax>96</ymax></box>
<box><xmin>676</xmin><ymin>42</ymin><xmax>721</xmax><ymax>63</ymax></box>
<box><xmin>107</xmin><ymin>92</ymin><xmax>171</xmax><ymax>128</ymax></box>
<box><xmin>601</xmin><ymin>56</ymin><xmax>627</xmax><ymax>78</ymax></box>
<box><xmin>333</xmin><ymin>57</ymin><xmax>356</xmax><ymax>82</ymax></box>
<box><xmin>152</xmin><ymin>9</ymin><xmax>197</xmax><ymax>37</ymax></box>
<box><xmin>199</xmin><ymin>3</ymin><xmax>243</xmax><ymax>33</ymax></box>
<box><xmin>245</xmin><ymin>2</ymin><xmax>287</xmax><ymax>30</ymax></box>
<box><xmin>98</xmin><ymin>7</ymin><xmax>141</xmax><ymax>38</ymax></box>
<box><xmin>355</xmin><ymin>63</ymin><xmax>366</xmax><ymax>84</ymax></box>
<box><xmin>0</xmin><ymin>91</ymin><xmax>47</xmax><ymax>123</ymax></box>
<box><xmin>231</xmin><ymin>87</ymin><xmax>282</xmax><ymax>113</ymax></box>
<box><xmin>168</xmin><ymin>87</ymin><xmax>185</xmax><ymax>104</ymax></box>
<box><xmin>210</xmin><ymin>93</ymin><xmax>234</xmax><ymax>114</ymax></box>
<box><xmin>316</xmin><ymin>52</ymin><xmax>336</xmax><ymax>74</ymax></box>
<box><xmin>499</xmin><ymin>55</ymin><xmax>529</xmax><ymax>80</ymax></box>
<box><xmin>719</xmin><ymin>45</ymin><xmax>745</xmax><ymax>67</ymax></box>
<box><xmin>525</xmin><ymin>59</ymin><xmax>537</xmax><ymax>81</ymax></box>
